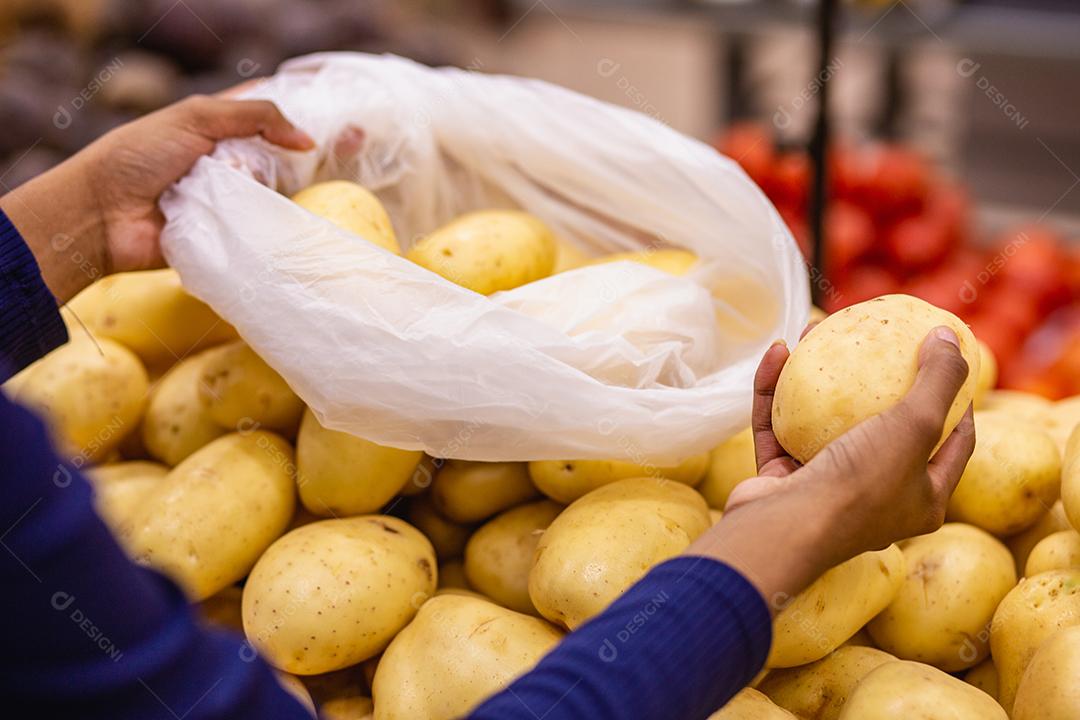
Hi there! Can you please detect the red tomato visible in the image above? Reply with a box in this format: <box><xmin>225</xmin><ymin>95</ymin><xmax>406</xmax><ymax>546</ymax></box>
<box><xmin>825</xmin><ymin>201</ymin><xmax>875</xmax><ymax>271</ymax></box>
<box><xmin>994</xmin><ymin>226</ymin><xmax>1069</xmax><ymax>310</ymax></box>
<box><xmin>834</xmin><ymin>265</ymin><xmax>900</xmax><ymax>309</ymax></box>
<box><xmin>925</xmin><ymin>183</ymin><xmax>970</xmax><ymax>248</ymax></box>
<box><xmin>861</xmin><ymin>145</ymin><xmax>931</xmax><ymax>220</ymax></box>
<box><xmin>764</xmin><ymin>153</ymin><xmax>811</xmax><ymax>214</ymax></box>
<box><xmin>902</xmin><ymin>268</ymin><xmax>969</xmax><ymax>316</ymax></box>
<box><xmin>779</xmin><ymin>207</ymin><xmax>811</xmax><ymax>260</ymax></box>
<box><xmin>715</xmin><ymin>123</ymin><xmax>775</xmax><ymax>188</ymax></box>
<box><xmin>979</xmin><ymin>288</ymin><xmax>1042</xmax><ymax>336</ymax></box>
<box><xmin>884</xmin><ymin>215</ymin><xmax>952</xmax><ymax>271</ymax></box>
<box><xmin>967</xmin><ymin>314</ymin><xmax>1021</xmax><ymax>370</ymax></box>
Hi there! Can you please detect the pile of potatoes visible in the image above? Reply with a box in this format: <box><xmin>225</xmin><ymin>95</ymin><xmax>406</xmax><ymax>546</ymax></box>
<box><xmin>5</xmin><ymin>180</ymin><xmax>1080</xmax><ymax>720</ymax></box>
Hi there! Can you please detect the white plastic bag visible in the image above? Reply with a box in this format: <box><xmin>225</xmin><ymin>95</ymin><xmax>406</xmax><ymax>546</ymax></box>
<box><xmin>160</xmin><ymin>52</ymin><xmax>808</xmax><ymax>463</ymax></box>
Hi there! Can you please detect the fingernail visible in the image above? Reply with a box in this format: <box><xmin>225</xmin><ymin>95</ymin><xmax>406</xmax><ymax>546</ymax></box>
<box><xmin>931</xmin><ymin>326</ymin><xmax>959</xmax><ymax>348</ymax></box>
<box><xmin>770</xmin><ymin>338</ymin><xmax>787</xmax><ymax>348</ymax></box>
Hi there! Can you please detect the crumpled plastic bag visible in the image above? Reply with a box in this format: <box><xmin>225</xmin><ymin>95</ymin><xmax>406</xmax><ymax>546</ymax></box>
<box><xmin>160</xmin><ymin>52</ymin><xmax>808</xmax><ymax>463</ymax></box>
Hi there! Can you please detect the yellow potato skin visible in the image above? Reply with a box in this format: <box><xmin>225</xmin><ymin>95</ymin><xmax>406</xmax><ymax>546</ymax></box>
<box><xmin>1026</xmin><ymin>530</ymin><xmax>1080</xmax><ymax>576</ymax></box>
<box><xmin>124</xmin><ymin>432</ymin><xmax>296</xmax><ymax>600</ymax></box>
<box><xmin>198</xmin><ymin>585</ymin><xmax>245</xmax><ymax>634</ymax></box>
<box><xmin>838</xmin><ymin>660</ymin><xmax>1007</xmax><ymax>720</ymax></box>
<box><xmin>978</xmin><ymin>389</ymin><xmax>1052</xmax><ymax>422</ymax></box>
<box><xmin>758</xmin><ymin>645</ymin><xmax>896</xmax><ymax>720</ymax></box>
<box><xmin>772</xmin><ymin>294</ymin><xmax>978</xmax><ymax>463</ymax></box>
<box><xmin>432</xmin><ymin>461</ymin><xmax>538</xmax><ymax>523</ymax></box>
<box><xmin>371</xmin><ymin>594</ymin><xmax>562</xmax><ymax>720</ymax></box>
<box><xmin>973</xmin><ymin>339</ymin><xmax>998</xmax><ymax>405</ymax></box>
<box><xmin>65</xmin><ymin>269</ymin><xmax>236</xmax><ymax>368</ymax></box>
<box><xmin>528</xmin><ymin>453</ymin><xmax>709</xmax><ymax>505</ymax></box>
<box><xmin>588</xmin><ymin>248</ymin><xmax>699</xmax><ymax>276</ymax></box>
<box><xmin>990</xmin><ymin>569</ymin><xmax>1080</xmax><ymax>713</ymax></box>
<box><xmin>699</xmin><ymin>426</ymin><xmax>756</xmax><ymax>510</ymax></box>
<box><xmin>529</xmin><ymin>477</ymin><xmax>710</xmax><ymax>629</ymax></box>
<box><xmin>292</xmin><ymin>180</ymin><xmax>399</xmax><ymax>253</ymax></box>
<box><xmin>141</xmin><ymin>349</ymin><xmax>226</xmax><ymax>466</ymax></box>
<box><xmin>438</xmin><ymin>559</ymin><xmax>469</xmax><ymax>589</ymax></box>
<box><xmin>1007</xmin><ymin>500</ymin><xmax>1073</xmax><ymax>576</ymax></box>
<box><xmin>551</xmin><ymin>238</ymin><xmax>590</xmax><ymax>273</ymax></box>
<box><xmin>708</xmin><ymin>688</ymin><xmax>798</xmax><ymax>719</ymax></box>
<box><xmin>1045</xmin><ymin>395</ymin><xmax>1080</xmax><ymax>454</ymax></box>
<box><xmin>962</xmin><ymin>657</ymin><xmax>999</xmax><ymax>700</ymax></box>
<box><xmin>296</xmin><ymin>408</ymin><xmax>422</xmax><ymax>517</ymax></box>
<box><xmin>464</xmin><ymin>500</ymin><xmax>563</xmax><ymax>615</ymax></box>
<box><xmin>320</xmin><ymin>696</ymin><xmax>374</xmax><ymax>720</ymax></box>
<box><xmin>407</xmin><ymin>494</ymin><xmax>472</xmax><ymax>560</ymax></box>
<box><xmin>243</xmin><ymin>516</ymin><xmax>436</xmax><ymax>675</ymax></box>
<box><xmin>1012</xmin><ymin>625</ymin><xmax>1080</xmax><ymax>720</ymax></box>
<box><xmin>85</xmin><ymin>460</ymin><xmax>168</xmax><ymax>537</ymax></box>
<box><xmin>406</xmin><ymin>210</ymin><xmax>556</xmax><ymax>294</ymax></box>
<box><xmin>198</xmin><ymin>341</ymin><xmax>305</xmax><ymax>435</ymax></box>
<box><xmin>946</xmin><ymin>413</ymin><xmax>1061</xmax><ymax>536</ymax></box>
<box><xmin>13</xmin><ymin>336</ymin><xmax>148</xmax><ymax>463</ymax></box>
<box><xmin>1063</xmin><ymin>425</ymin><xmax>1080</xmax><ymax>532</ymax></box>
<box><xmin>867</xmin><ymin>524</ymin><xmax>1016</xmax><ymax>671</ymax></box>
<box><xmin>769</xmin><ymin>546</ymin><xmax>905</xmax><ymax>668</ymax></box>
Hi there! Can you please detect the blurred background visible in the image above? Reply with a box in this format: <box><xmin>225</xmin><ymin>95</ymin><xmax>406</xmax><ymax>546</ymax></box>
<box><xmin>1</xmin><ymin>0</ymin><xmax>1078</xmax><ymax>396</ymax></box>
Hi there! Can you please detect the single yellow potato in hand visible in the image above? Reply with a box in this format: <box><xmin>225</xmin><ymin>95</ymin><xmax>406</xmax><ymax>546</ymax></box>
<box><xmin>772</xmin><ymin>294</ymin><xmax>978</xmax><ymax>463</ymax></box>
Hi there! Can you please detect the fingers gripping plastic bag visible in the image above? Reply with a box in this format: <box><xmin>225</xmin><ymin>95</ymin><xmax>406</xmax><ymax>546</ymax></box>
<box><xmin>160</xmin><ymin>52</ymin><xmax>809</xmax><ymax>463</ymax></box>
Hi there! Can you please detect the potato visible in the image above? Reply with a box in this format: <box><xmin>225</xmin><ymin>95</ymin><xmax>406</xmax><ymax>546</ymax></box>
<box><xmin>198</xmin><ymin>341</ymin><xmax>304</xmax><ymax>435</ymax></box>
<box><xmin>699</xmin><ymin>427</ymin><xmax>756</xmax><ymax>509</ymax></box>
<box><xmin>809</xmin><ymin>305</ymin><xmax>828</xmax><ymax>323</ymax></box>
<box><xmin>589</xmin><ymin>248</ymin><xmax>699</xmax><ymax>276</ymax></box>
<box><xmin>1012</xmin><ymin>625</ymin><xmax>1080</xmax><ymax>720</ymax></box>
<box><xmin>709</xmin><ymin>508</ymin><xmax>724</xmax><ymax>524</ymax></box>
<box><xmin>140</xmin><ymin>349</ymin><xmax>226</xmax><ymax>466</ymax></box>
<box><xmin>947</xmin><ymin>413</ymin><xmax>1061</xmax><ymax>536</ymax></box>
<box><xmin>978</xmin><ymin>389</ymin><xmax>1052</xmax><ymax>423</ymax></box>
<box><xmin>708</xmin><ymin>688</ymin><xmax>797</xmax><ymax>719</ymax></box>
<box><xmin>124</xmin><ymin>432</ymin><xmax>296</xmax><ymax>599</ymax></box>
<box><xmin>85</xmin><ymin>460</ymin><xmax>168</xmax><ymax>535</ymax></box>
<box><xmin>963</xmin><ymin>657</ymin><xmax>999</xmax><ymax>700</ymax></box>
<box><xmin>64</xmin><ymin>269</ymin><xmax>237</xmax><ymax>367</ymax></box>
<box><xmin>406</xmin><ymin>210</ymin><xmax>556</xmax><ymax>294</ymax></box>
<box><xmin>243</xmin><ymin>516</ymin><xmax>435</xmax><ymax>675</ymax></box>
<box><xmin>1046</xmin><ymin>395</ymin><xmax>1080</xmax><ymax>453</ymax></box>
<box><xmin>974</xmin><ymin>338</ymin><xmax>997</xmax><ymax>404</ymax></box>
<box><xmin>407</xmin><ymin>494</ymin><xmax>472</xmax><ymax>560</ymax></box>
<box><xmin>371</xmin><ymin>594</ymin><xmax>562</xmax><ymax>720</ymax></box>
<box><xmin>772</xmin><ymin>295</ymin><xmax>978</xmax><ymax>463</ymax></box>
<box><xmin>1007</xmin><ymin>500</ymin><xmax>1073</xmax><ymax>576</ymax></box>
<box><xmin>758</xmin><ymin>645</ymin><xmax>895</xmax><ymax>720</ymax></box>
<box><xmin>1063</xmin><ymin>425</ymin><xmax>1080</xmax><ymax>531</ymax></box>
<box><xmin>198</xmin><ymin>585</ymin><xmax>244</xmax><ymax>633</ymax></box>
<box><xmin>1026</xmin><ymin>530</ymin><xmax>1080</xmax><ymax>576</ymax></box>
<box><xmin>296</xmin><ymin>408</ymin><xmax>422</xmax><ymax>517</ymax></box>
<box><xmin>867</xmin><ymin>523</ymin><xmax>1015</xmax><ymax>670</ymax></box>
<box><xmin>465</xmin><ymin>500</ymin><xmax>563</xmax><ymax>614</ymax></box>
<box><xmin>529</xmin><ymin>477</ymin><xmax>710</xmax><ymax>629</ymax></box>
<box><xmin>292</xmin><ymin>180</ymin><xmax>399</xmax><ymax>253</ymax></box>
<box><xmin>275</xmin><ymin>672</ymin><xmax>317</xmax><ymax>717</ymax></box>
<box><xmin>12</xmin><ymin>336</ymin><xmax>148</xmax><ymax>463</ymax></box>
<box><xmin>769</xmin><ymin>546</ymin><xmax>905</xmax><ymax>668</ymax></box>
<box><xmin>838</xmin><ymin>660</ymin><xmax>1006</xmax><ymax>719</ymax></box>
<box><xmin>321</xmin><ymin>696</ymin><xmax>374</xmax><ymax>720</ymax></box>
<box><xmin>432</xmin><ymin>461</ymin><xmax>538</xmax><ymax>523</ymax></box>
<box><xmin>990</xmin><ymin>569</ymin><xmax>1080</xmax><ymax>712</ymax></box>
<box><xmin>528</xmin><ymin>453</ymin><xmax>709</xmax><ymax>505</ymax></box>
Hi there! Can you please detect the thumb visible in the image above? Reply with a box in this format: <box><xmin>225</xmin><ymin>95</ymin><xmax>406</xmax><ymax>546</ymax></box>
<box><xmin>894</xmin><ymin>326</ymin><xmax>971</xmax><ymax>449</ymax></box>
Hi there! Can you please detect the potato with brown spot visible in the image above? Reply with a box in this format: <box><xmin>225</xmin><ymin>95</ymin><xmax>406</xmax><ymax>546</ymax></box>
<box><xmin>758</xmin><ymin>645</ymin><xmax>896</xmax><ymax>720</ymax></box>
<box><xmin>141</xmin><ymin>348</ymin><xmax>226</xmax><ymax>466</ymax></box>
<box><xmin>867</xmin><ymin>523</ymin><xmax>1015</xmax><ymax>671</ymax></box>
<box><xmin>198</xmin><ymin>341</ymin><xmax>304</xmax><ymax>435</ymax></box>
<box><xmin>990</xmin><ymin>568</ymin><xmax>1080</xmax><ymax>713</ymax></box>
<box><xmin>242</xmin><ymin>516</ymin><xmax>436</xmax><ymax>675</ymax></box>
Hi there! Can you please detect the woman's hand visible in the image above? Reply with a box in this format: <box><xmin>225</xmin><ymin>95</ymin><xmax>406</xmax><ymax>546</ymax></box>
<box><xmin>685</xmin><ymin>326</ymin><xmax>975</xmax><ymax>613</ymax></box>
<box><xmin>0</xmin><ymin>95</ymin><xmax>314</xmax><ymax>304</ymax></box>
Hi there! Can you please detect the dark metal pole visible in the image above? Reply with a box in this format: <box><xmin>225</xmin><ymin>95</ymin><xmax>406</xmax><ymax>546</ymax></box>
<box><xmin>808</xmin><ymin>0</ymin><xmax>838</xmax><ymax>307</ymax></box>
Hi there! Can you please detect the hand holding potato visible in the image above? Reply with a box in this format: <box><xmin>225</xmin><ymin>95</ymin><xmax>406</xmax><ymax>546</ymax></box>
<box><xmin>686</xmin><ymin>324</ymin><xmax>976</xmax><ymax>613</ymax></box>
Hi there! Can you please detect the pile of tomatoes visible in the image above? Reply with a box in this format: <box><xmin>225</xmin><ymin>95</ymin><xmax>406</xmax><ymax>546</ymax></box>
<box><xmin>715</xmin><ymin>123</ymin><xmax>1080</xmax><ymax>398</ymax></box>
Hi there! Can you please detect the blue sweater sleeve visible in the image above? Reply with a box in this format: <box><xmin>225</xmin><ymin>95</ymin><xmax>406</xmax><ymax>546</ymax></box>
<box><xmin>468</xmin><ymin>555</ymin><xmax>773</xmax><ymax>720</ymax></box>
<box><xmin>0</xmin><ymin>208</ymin><xmax>68</xmax><ymax>381</ymax></box>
